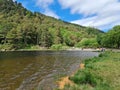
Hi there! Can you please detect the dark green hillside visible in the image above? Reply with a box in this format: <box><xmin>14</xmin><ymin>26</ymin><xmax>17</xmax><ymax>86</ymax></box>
<box><xmin>0</xmin><ymin>0</ymin><xmax>103</xmax><ymax>50</ymax></box>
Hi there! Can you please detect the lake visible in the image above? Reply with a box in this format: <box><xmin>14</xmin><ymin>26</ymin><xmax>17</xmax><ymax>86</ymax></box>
<box><xmin>0</xmin><ymin>51</ymin><xmax>99</xmax><ymax>90</ymax></box>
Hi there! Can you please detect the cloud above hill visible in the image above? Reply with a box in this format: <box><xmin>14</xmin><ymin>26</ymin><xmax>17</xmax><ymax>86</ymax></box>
<box><xmin>58</xmin><ymin>0</ymin><xmax>120</xmax><ymax>30</ymax></box>
<box><xmin>13</xmin><ymin>0</ymin><xmax>16</xmax><ymax>2</ymax></box>
<box><xmin>35</xmin><ymin>0</ymin><xmax>59</xmax><ymax>18</ymax></box>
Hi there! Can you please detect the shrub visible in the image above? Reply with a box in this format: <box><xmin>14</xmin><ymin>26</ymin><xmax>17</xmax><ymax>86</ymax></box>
<box><xmin>0</xmin><ymin>44</ymin><xmax>13</xmax><ymax>50</ymax></box>
<box><xmin>70</xmin><ymin>69</ymin><xmax>102</xmax><ymax>87</ymax></box>
<box><xmin>51</xmin><ymin>44</ymin><xmax>63</xmax><ymax>50</ymax></box>
<box><xmin>76</xmin><ymin>38</ymin><xmax>99</xmax><ymax>48</ymax></box>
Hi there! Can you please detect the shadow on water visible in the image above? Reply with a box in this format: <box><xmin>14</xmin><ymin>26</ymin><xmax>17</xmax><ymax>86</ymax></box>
<box><xmin>0</xmin><ymin>51</ymin><xmax>99</xmax><ymax>90</ymax></box>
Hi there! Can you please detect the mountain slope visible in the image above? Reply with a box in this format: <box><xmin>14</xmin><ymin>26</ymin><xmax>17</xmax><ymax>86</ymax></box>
<box><xmin>0</xmin><ymin>0</ymin><xmax>103</xmax><ymax>50</ymax></box>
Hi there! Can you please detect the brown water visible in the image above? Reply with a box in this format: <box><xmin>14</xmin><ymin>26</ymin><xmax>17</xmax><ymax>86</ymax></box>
<box><xmin>0</xmin><ymin>51</ymin><xmax>99</xmax><ymax>90</ymax></box>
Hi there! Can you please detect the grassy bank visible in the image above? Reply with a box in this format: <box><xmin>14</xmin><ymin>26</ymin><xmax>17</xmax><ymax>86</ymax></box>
<box><xmin>60</xmin><ymin>51</ymin><xmax>120</xmax><ymax>90</ymax></box>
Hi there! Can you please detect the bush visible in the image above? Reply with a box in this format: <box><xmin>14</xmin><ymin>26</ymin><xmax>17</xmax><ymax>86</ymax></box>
<box><xmin>0</xmin><ymin>44</ymin><xmax>13</xmax><ymax>50</ymax></box>
<box><xmin>70</xmin><ymin>69</ymin><xmax>102</xmax><ymax>86</ymax></box>
<box><xmin>76</xmin><ymin>38</ymin><xmax>99</xmax><ymax>48</ymax></box>
<box><xmin>98</xmin><ymin>51</ymin><xmax>109</xmax><ymax>57</ymax></box>
<box><xmin>51</xmin><ymin>44</ymin><xmax>63</xmax><ymax>50</ymax></box>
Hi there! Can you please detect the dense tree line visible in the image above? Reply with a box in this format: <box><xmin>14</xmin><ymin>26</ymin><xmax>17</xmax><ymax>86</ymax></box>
<box><xmin>0</xmin><ymin>0</ymin><xmax>103</xmax><ymax>50</ymax></box>
<box><xmin>97</xmin><ymin>25</ymin><xmax>120</xmax><ymax>49</ymax></box>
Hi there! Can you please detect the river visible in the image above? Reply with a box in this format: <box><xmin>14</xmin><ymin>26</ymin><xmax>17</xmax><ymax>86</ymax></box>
<box><xmin>0</xmin><ymin>51</ymin><xmax>99</xmax><ymax>90</ymax></box>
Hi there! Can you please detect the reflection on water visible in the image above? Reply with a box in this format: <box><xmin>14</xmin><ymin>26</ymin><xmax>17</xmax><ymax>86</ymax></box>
<box><xmin>0</xmin><ymin>51</ymin><xmax>99</xmax><ymax>90</ymax></box>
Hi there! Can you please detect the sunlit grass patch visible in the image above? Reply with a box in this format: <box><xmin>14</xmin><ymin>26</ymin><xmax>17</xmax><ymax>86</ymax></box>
<box><xmin>63</xmin><ymin>51</ymin><xmax>120</xmax><ymax>90</ymax></box>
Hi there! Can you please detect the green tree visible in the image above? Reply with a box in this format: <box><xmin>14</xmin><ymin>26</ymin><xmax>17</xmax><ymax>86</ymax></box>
<box><xmin>100</xmin><ymin>25</ymin><xmax>120</xmax><ymax>48</ymax></box>
<box><xmin>39</xmin><ymin>27</ymin><xmax>53</xmax><ymax>48</ymax></box>
<box><xmin>54</xmin><ymin>28</ymin><xmax>63</xmax><ymax>44</ymax></box>
<box><xmin>76</xmin><ymin>38</ymin><xmax>98</xmax><ymax>48</ymax></box>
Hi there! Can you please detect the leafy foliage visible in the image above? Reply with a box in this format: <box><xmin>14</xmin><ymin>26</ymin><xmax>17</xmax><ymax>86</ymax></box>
<box><xmin>0</xmin><ymin>0</ymin><xmax>103</xmax><ymax>50</ymax></box>
<box><xmin>76</xmin><ymin>38</ymin><xmax>99</xmax><ymax>48</ymax></box>
<box><xmin>97</xmin><ymin>25</ymin><xmax>120</xmax><ymax>48</ymax></box>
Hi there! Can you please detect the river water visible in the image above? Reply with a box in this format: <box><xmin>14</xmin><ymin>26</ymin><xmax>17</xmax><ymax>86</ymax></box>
<box><xmin>0</xmin><ymin>51</ymin><xmax>99</xmax><ymax>90</ymax></box>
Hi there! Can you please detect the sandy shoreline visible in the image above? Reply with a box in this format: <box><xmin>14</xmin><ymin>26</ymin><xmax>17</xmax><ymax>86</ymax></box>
<box><xmin>67</xmin><ymin>48</ymin><xmax>100</xmax><ymax>51</ymax></box>
<box><xmin>0</xmin><ymin>48</ymin><xmax>101</xmax><ymax>52</ymax></box>
<box><xmin>57</xmin><ymin>63</ymin><xmax>85</xmax><ymax>89</ymax></box>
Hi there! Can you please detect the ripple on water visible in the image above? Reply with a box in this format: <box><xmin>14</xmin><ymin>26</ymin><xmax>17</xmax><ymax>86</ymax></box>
<box><xmin>0</xmin><ymin>51</ymin><xmax>99</xmax><ymax>90</ymax></box>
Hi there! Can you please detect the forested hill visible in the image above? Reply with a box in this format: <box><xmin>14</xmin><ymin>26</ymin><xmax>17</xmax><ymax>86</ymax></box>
<box><xmin>0</xmin><ymin>0</ymin><xmax>103</xmax><ymax>50</ymax></box>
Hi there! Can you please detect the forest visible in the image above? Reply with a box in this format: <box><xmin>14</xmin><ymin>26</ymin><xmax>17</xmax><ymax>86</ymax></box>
<box><xmin>0</xmin><ymin>0</ymin><xmax>120</xmax><ymax>50</ymax></box>
<box><xmin>97</xmin><ymin>26</ymin><xmax>120</xmax><ymax>49</ymax></box>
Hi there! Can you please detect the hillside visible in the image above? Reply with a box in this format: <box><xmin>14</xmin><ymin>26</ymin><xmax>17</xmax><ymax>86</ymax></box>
<box><xmin>0</xmin><ymin>0</ymin><xmax>103</xmax><ymax>50</ymax></box>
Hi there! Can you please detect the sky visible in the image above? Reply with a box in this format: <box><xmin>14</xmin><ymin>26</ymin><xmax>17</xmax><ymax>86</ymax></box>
<box><xmin>13</xmin><ymin>0</ymin><xmax>120</xmax><ymax>32</ymax></box>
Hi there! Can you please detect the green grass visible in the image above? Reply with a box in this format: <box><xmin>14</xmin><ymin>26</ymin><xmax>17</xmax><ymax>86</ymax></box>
<box><xmin>63</xmin><ymin>51</ymin><xmax>120</xmax><ymax>90</ymax></box>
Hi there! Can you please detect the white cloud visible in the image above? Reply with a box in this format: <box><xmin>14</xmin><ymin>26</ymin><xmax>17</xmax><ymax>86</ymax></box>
<box><xmin>59</xmin><ymin>0</ymin><xmax>120</xmax><ymax>30</ymax></box>
<box><xmin>35</xmin><ymin>0</ymin><xmax>59</xmax><ymax>19</ymax></box>
<box><xmin>44</xmin><ymin>9</ymin><xmax>59</xmax><ymax>19</ymax></box>
<box><xmin>36</xmin><ymin>0</ymin><xmax>53</xmax><ymax>8</ymax></box>
<box><xmin>13</xmin><ymin>0</ymin><xmax>16</xmax><ymax>2</ymax></box>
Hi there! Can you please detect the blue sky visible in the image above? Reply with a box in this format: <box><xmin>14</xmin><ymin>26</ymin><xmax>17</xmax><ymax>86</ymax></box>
<box><xmin>14</xmin><ymin>0</ymin><xmax>120</xmax><ymax>32</ymax></box>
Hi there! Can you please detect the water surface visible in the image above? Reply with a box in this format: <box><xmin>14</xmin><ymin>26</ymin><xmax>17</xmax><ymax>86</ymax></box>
<box><xmin>0</xmin><ymin>51</ymin><xmax>99</xmax><ymax>90</ymax></box>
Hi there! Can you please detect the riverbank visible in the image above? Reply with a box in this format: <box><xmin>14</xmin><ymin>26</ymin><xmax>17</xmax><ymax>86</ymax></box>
<box><xmin>0</xmin><ymin>47</ymin><xmax>101</xmax><ymax>52</ymax></box>
<box><xmin>57</xmin><ymin>51</ymin><xmax>120</xmax><ymax>90</ymax></box>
